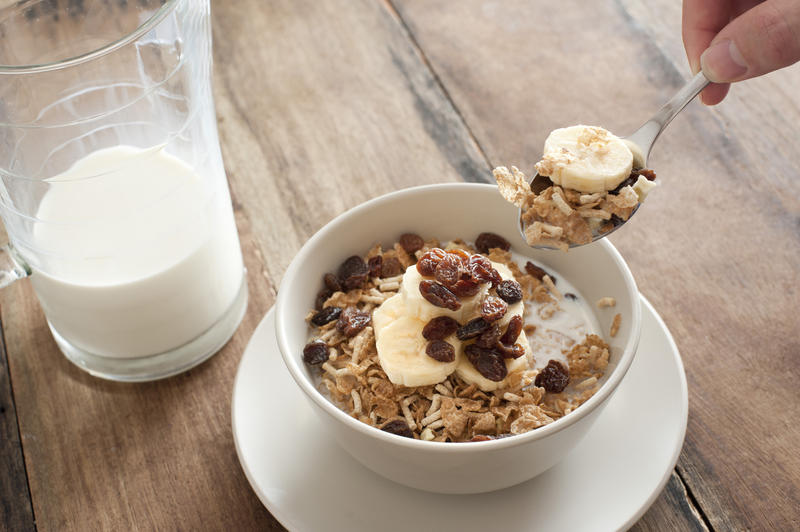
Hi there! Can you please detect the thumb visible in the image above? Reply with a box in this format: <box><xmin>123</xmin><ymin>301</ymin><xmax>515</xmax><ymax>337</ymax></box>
<box><xmin>700</xmin><ymin>0</ymin><xmax>800</xmax><ymax>83</ymax></box>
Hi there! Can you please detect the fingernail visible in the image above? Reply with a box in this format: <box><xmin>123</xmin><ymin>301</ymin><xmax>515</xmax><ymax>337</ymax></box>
<box><xmin>689</xmin><ymin>55</ymin><xmax>700</xmax><ymax>75</ymax></box>
<box><xmin>701</xmin><ymin>40</ymin><xmax>747</xmax><ymax>82</ymax></box>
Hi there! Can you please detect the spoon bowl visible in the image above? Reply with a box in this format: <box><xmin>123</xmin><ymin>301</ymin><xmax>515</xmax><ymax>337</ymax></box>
<box><xmin>521</xmin><ymin>172</ymin><xmax>641</xmax><ymax>248</ymax></box>
<box><xmin>520</xmin><ymin>71</ymin><xmax>709</xmax><ymax>249</ymax></box>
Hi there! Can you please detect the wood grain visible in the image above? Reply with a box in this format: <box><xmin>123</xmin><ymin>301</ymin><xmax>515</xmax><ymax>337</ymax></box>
<box><xmin>210</xmin><ymin>0</ymin><xmax>489</xmax><ymax>281</ymax></box>
<box><xmin>3</xmin><ymin>0</ymin><xmax>799</xmax><ymax>528</ymax></box>
<box><xmin>1</xmin><ymin>0</ymin><xmax>487</xmax><ymax>529</ymax></box>
<box><xmin>0</xmin><ymin>317</ymin><xmax>35</xmax><ymax>532</ymax></box>
<box><xmin>390</xmin><ymin>1</ymin><xmax>800</xmax><ymax>529</ymax></box>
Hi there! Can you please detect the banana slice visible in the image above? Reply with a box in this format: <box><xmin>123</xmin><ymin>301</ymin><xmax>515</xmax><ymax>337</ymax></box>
<box><xmin>401</xmin><ymin>265</ymin><xmax>488</xmax><ymax>323</ymax></box>
<box><xmin>493</xmin><ymin>261</ymin><xmax>514</xmax><ymax>280</ymax></box>
<box><xmin>535</xmin><ymin>125</ymin><xmax>633</xmax><ymax>194</ymax></box>
<box><xmin>632</xmin><ymin>174</ymin><xmax>658</xmax><ymax>202</ymax></box>
<box><xmin>372</xmin><ymin>292</ymin><xmax>404</xmax><ymax>333</ymax></box>
<box><xmin>455</xmin><ymin>332</ymin><xmax>533</xmax><ymax>392</ymax></box>
<box><xmin>622</xmin><ymin>139</ymin><xmax>646</xmax><ymax>169</ymax></box>
<box><xmin>375</xmin><ymin>313</ymin><xmax>462</xmax><ymax>387</ymax></box>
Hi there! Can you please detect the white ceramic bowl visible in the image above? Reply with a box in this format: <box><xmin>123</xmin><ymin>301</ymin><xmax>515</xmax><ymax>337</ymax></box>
<box><xmin>275</xmin><ymin>183</ymin><xmax>641</xmax><ymax>494</ymax></box>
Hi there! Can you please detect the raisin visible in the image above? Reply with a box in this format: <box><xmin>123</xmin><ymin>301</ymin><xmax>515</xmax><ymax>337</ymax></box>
<box><xmin>525</xmin><ymin>261</ymin><xmax>553</xmax><ymax>283</ymax></box>
<box><xmin>564</xmin><ymin>292</ymin><xmax>578</xmax><ymax>301</ymax></box>
<box><xmin>611</xmin><ymin>175</ymin><xmax>637</xmax><ymax>194</ymax></box>
<box><xmin>497</xmin><ymin>342</ymin><xmax>525</xmax><ymax>359</ymax></box>
<box><xmin>535</xmin><ymin>360</ymin><xmax>570</xmax><ymax>393</ymax></box>
<box><xmin>419</xmin><ymin>280</ymin><xmax>461</xmax><ymax>311</ymax></box>
<box><xmin>456</xmin><ymin>317</ymin><xmax>491</xmax><ymax>340</ymax></box>
<box><xmin>311</xmin><ymin>306</ymin><xmax>342</xmax><ymax>326</ymax></box>
<box><xmin>468</xmin><ymin>253</ymin><xmax>491</xmax><ymax>271</ymax></box>
<box><xmin>475</xmin><ymin>232</ymin><xmax>511</xmax><ymax>254</ymax></box>
<box><xmin>338</xmin><ymin>256</ymin><xmax>368</xmax><ymax>290</ymax></box>
<box><xmin>303</xmin><ymin>340</ymin><xmax>329</xmax><ymax>365</ymax></box>
<box><xmin>475</xmin><ymin>323</ymin><xmax>502</xmax><ymax>349</ymax></box>
<box><xmin>426</xmin><ymin>340</ymin><xmax>455</xmax><ymax>362</ymax></box>
<box><xmin>434</xmin><ymin>254</ymin><xmax>463</xmax><ymax>287</ymax></box>
<box><xmin>450</xmin><ymin>279</ymin><xmax>481</xmax><ymax>297</ymax></box>
<box><xmin>447</xmin><ymin>248</ymin><xmax>471</xmax><ymax>264</ymax></box>
<box><xmin>468</xmin><ymin>255</ymin><xmax>502</xmax><ymax>286</ymax></box>
<box><xmin>465</xmin><ymin>344</ymin><xmax>508</xmax><ymax>382</ymax></box>
<box><xmin>633</xmin><ymin>168</ymin><xmax>657</xmax><ymax>181</ymax></box>
<box><xmin>499</xmin><ymin>315</ymin><xmax>523</xmax><ymax>346</ymax></box>
<box><xmin>381</xmin><ymin>257</ymin><xmax>404</xmax><ymax>278</ymax></box>
<box><xmin>315</xmin><ymin>289</ymin><xmax>333</xmax><ymax>310</ymax></box>
<box><xmin>530</xmin><ymin>174</ymin><xmax>554</xmax><ymax>194</ymax></box>
<box><xmin>367</xmin><ymin>256</ymin><xmax>383</xmax><ymax>278</ymax></box>
<box><xmin>495</xmin><ymin>279</ymin><xmax>523</xmax><ymax>304</ymax></box>
<box><xmin>416</xmin><ymin>248</ymin><xmax>447</xmax><ymax>277</ymax></box>
<box><xmin>323</xmin><ymin>273</ymin><xmax>342</xmax><ymax>292</ymax></box>
<box><xmin>480</xmin><ymin>295</ymin><xmax>508</xmax><ymax>322</ymax></box>
<box><xmin>335</xmin><ymin>307</ymin><xmax>371</xmax><ymax>337</ymax></box>
<box><xmin>417</xmin><ymin>259</ymin><xmax>437</xmax><ymax>277</ymax></box>
<box><xmin>381</xmin><ymin>419</ymin><xmax>414</xmax><ymax>438</ymax></box>
<box><xmin>422</xmin><ymin>316</ymin><xmax>460</xmax><ymax>341</ymax></box>
<box><xmin>399</xmin><ymin>233</ymin><xmax>425</xmax><ymax>254</ymax></box>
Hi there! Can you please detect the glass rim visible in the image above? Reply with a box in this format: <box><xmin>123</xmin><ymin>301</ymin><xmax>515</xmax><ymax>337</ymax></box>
<box><xmin>0</xmin><ymin>0</ymin><xmax>179</xmax><ymax>74</ymax></box>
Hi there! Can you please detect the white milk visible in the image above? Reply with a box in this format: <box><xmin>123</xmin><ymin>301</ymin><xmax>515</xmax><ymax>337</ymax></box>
<box><xmin>29</xmin><ymin>145</ymin><xmax>244</xmax><ymax>359</ymax></box>
<box><xmin>516</xmin><ymin>257</ymin><xmax>603</xmax><ymax>370</ymax></box>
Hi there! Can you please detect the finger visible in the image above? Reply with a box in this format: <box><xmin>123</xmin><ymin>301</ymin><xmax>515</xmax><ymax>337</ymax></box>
<box><xmin>682</xmin><ymin>0</ymin><xmax>736</xmax><ymax>73</ymax></box>
<box><xmin>682</xmin><ymin>0</ymin><xmax>736</xmax><ymax>104</ymax></box>
<box><xmin>700</xmin><ymin>82</ymin><xmax>731</xmax><ymax>105</ymax></box>
<box><xmin>732</xmin><ymin>0</ymin><xmax>765</xmax><ymax>19</ymax></box>
<box><xmin>701</xmin><ymin>0</ymin><xmax>800</xmax><ymax>82</ymax></box>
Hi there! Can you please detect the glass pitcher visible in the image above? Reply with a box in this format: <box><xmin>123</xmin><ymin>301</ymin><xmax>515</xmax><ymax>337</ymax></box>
<box><xmin>0</xmin><ymin>0</ymin><xmax>247</xmax><ymax>381</ymax></box>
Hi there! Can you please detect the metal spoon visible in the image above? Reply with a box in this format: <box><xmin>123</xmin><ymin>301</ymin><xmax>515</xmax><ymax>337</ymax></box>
<box><xmin>521</xmin><ymin>71</ymin><xmax>709</xmax><ymax>249</ymax></box>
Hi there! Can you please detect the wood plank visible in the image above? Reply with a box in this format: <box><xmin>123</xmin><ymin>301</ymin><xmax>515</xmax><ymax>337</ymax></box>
<box><xmin>0</xmin><ymin>320</ymin><xmax>35</xmax><ymax>532</ymax></box>
<box><xmin>1</xmin><ymin>0</ymin><xmax>488</xmax><ymax>529</ymax></box>
<box><xmin>390</xmin><ymin>1</ymin><xmax>800</xmax><ymax>529</ymax></box>
<box><xmin>210</xmin><ymin>0</ymin><xmax>490</xmax><ymax>280</ymax></box>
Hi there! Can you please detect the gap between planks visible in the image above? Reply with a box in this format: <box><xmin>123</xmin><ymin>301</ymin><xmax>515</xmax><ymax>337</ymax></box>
<box><xmin>676</xmin><ymin>467</ymin><xmax>715</xmax><ymax>531</ymax></box>
<box><xmin>382</xmin><ymin>0</ymin><xmax>494</xmax><ymax>178</ymax></box>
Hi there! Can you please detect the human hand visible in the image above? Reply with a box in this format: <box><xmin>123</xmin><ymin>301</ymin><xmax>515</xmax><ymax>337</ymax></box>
<box><xmin>682</xmin><ymin>0</ymin><xmax>800</xmax><ymax>105</ymax></box>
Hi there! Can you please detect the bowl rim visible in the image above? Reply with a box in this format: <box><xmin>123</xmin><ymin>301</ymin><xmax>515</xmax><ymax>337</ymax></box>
<box><xmin>275</xmin><ymin>182</ymin><xmax>642</xmax><ymax>453</ymax></box>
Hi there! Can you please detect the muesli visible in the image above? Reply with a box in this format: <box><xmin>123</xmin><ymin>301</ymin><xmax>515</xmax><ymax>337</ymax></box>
<box><xmin>494</xmin><ymin>125</ymin><xmax>658</xmax><ymax>251</ymax></box>
<box><xmin>302</xmin><ymin>232</ymin><xmax>618</xmax><ymax>442</ymax></box>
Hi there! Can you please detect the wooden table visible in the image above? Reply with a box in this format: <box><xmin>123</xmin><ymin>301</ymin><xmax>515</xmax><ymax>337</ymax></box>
<box><xmin>2</xmin><ymin>1</ymin><xmax>799</xmax><ymax>530</ymax></box>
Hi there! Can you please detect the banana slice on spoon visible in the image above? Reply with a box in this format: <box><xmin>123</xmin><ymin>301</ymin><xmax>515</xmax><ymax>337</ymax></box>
<box><xmin>536</xmin><ymin>125</ymin><xmax>633</xmax><ymax>194</ymax></box>
<box><xmin>522</xmin><ymin>71</ymin><xmax>710</xmax><ymax>249</ymax></box>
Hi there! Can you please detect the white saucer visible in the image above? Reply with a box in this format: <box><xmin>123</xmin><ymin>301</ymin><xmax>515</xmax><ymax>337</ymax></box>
<box><xmin>232</xmin><ymin>295</ymin><xmax>687</xmax><ymax>532</ymax></box>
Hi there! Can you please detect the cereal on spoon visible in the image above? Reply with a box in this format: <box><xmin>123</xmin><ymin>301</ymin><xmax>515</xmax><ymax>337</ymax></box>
<box><xmin>495</xmin><ymin>125</ymin><xmax>658</xmax><ymax>251</ymax></box>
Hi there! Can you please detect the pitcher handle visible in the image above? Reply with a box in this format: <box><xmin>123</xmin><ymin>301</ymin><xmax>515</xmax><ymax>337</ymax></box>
<box><xmin>0</xmin><ymin>243</ymin><xmax>31</xmax><ymax>288</ymax></box>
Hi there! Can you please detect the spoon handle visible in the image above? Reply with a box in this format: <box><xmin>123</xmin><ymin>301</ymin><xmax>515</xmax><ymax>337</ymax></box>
<box><xmin>626</xmin><ymin>71</ymin><xmax>710</xmax><ymax>164</ymax></box>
